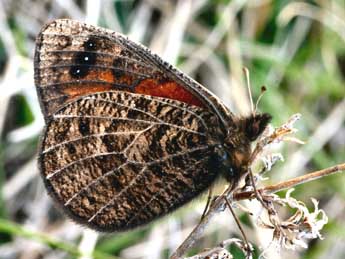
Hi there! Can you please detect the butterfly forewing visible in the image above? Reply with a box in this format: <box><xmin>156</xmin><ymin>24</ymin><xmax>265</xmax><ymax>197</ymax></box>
<box><xmin>39</xmin><ymin>91</ymin><xmax>224</xmax><ymax>231</ymax></box>
<box><xmin>34</xmin><ymin>19</ymin><xmax>232</xmax><ymax>127</ymax></box>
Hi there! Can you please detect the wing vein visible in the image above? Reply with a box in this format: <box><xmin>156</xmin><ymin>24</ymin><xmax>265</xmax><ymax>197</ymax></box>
<box><xmin>45</xmin><ymin>124</ymin><xmax>153</xmax><ymax>179</ymax></box>
<box><xmin>42</xmin><ymin>131</ymin><xmax>143</xmax><ymax>154</ymax></box>
<box><xmin>45</xmin><ymin>150</ymin><xmax>122</xmax><ymax>179</ymax></box>
<box><xmin>40</xmin><ymin>49</ymin><xmax>157</xmax><ymax>71</ymax></box>
<box><xmin>87</xmin><ymin>145</ymin><xmax>211</xmax><ymax>223</ymax></box>
<box><xmin>39</xmin><ymin>80</ymin><xmax>136</xmax><ymax>90</ymax></box>
<box><xmin>87</xmin><ymin>166</ymin><xmax>147</xmax><ymax>223</ymax></box>
<box><xmin>38</xmin><ymin>63</ymin><xmax>150</xmax><ymax>79</ymax></box>
<box><xmin>53</xmin><ymin>115</ymin><xmax>205</xmax><ymax>135</ymax></box>
<box><xmin>93</xmin><ymin>96</ymin><xmax>208</xmax><ymax>131</ymax></box>
<box><xmin>89</xmin><ymin>98</ymin><xmax>164</xmax><ymax>124</ymax></box>
<box><xmin>63</xmin><ymin>145</ymin><xmax>211</xmax><ymax>208</ymax></box>
<box><xmin>64</xmin><ymin>162</ymin><xmax>129</xmax><ymax>206</ymax></box>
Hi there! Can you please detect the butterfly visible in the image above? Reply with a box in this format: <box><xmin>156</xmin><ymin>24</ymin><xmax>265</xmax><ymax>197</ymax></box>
<box><xmin>34</xmin><ymin>19</ymin><xmax>271</xmax><ymax>232</ymax></box>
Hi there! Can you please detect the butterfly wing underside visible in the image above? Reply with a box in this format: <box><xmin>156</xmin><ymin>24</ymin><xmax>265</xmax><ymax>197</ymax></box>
<box><xmin>35</xmin><ymin>20</ymin><xmax>227</xmax><ymax>231</ymax></box>
<box><xmin>34</xmin><ymin>19</ymin><xmax>231</xmax><ymax>126</ymax></box>
<box><xmin>40</xmin><ymin>91</ymin><xmax>222</xmax><ymax>230</ymax></box>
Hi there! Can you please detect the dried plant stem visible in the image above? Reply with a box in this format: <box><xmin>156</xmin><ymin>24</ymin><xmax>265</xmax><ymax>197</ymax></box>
<box><xmin>170</xmin><ymin>163</ymin><xmax>345</xmax><ymax>259</ymax></box>
<box><xmin>170</xmin><ymin>190</ymin><xmax>231</xmax><ymax>259</ymax></box>
<box><xmin>235</xmin><ymin>163</ymin><xmax>345</xmax><ymax>201</ymax></box>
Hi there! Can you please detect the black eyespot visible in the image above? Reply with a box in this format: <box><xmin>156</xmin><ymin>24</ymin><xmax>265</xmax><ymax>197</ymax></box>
<box><xmin>70</xmin><ymin>66</ymin><xmax>87</xmax><ymax>78</ymax></box>
<box><xmin>69</xmin><ymin>52</ymin><xmax>97</xmax><ymax>78</ymax></box>
<box><xmin>76</xmin><ymin>52</ymin><xmax>97</xmax><ymax>65</ymax></box>
<box><xmin>84</xmin><ymin>37</ymin><xmax>98</xmax><ymax>51</ymax></box>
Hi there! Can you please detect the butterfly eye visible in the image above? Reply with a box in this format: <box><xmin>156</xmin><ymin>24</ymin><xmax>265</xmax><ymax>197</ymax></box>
<box><xmin>222</xmin><ymin>166</ymin><xmax>240</xmax><ymax>183</ymax></box>
<box><xmin>214</xmin><ymin>145</ymin><xmax>228</xmax><ymax>162</ymax></box>
<box><xmin>228</xmin><ymin>167</ymin><xmax>235</xmax><ymax>178</ymax></box>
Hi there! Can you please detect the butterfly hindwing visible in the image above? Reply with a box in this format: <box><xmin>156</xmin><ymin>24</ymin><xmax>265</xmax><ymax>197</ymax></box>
<box><xmin>39</xmin><ymin>91</ymin><xmax>224</xmax><ymax>231</ymax></box>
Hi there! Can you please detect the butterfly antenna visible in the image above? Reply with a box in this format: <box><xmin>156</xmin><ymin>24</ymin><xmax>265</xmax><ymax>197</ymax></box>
<box><xmin>243</xmin><ymin>67</ymin><xmax>254</xmax><ymax>116</ymax></box>
<box><xmin>254</xmin><ymin>86</ymin><xmax>267</xmax><ymax>114</ymax></box>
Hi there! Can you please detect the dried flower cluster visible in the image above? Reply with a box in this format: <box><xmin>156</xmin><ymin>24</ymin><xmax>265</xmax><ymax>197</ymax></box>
<box><xmin>184</xmin><ymin>238</ymin><xmax>252</xmax><ymax>259</ymax></box>
<box><xmin>238</xmin><ymin>113</ymin><xmax>328</xmax><ymax>258</ymax></box>
<box><xmin>258</xmin><ymin>189</ymin><xmax>328</xmax><ymax>254</ymax></box>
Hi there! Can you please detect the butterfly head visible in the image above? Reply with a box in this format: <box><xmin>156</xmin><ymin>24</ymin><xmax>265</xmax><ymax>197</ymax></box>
<box><xmin>242</xmin><ymin>112</ymin><xmax>272</xmax><ymax>141</ymax></box>
<box><xmin>220</xmin><ymin>112</ymin><xmax>272</xmax><ymax>182</ymax></box>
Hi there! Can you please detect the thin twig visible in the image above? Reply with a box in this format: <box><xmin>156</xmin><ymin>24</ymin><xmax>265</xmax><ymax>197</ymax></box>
<box><xmin>170</xmin><ymin>163</ymin><xmax>345</xmax><ymax>259</ymax></box>
<box><xmin>170</xmin><ymin>189</ymin><xmax>230</xmax><ymax>259</ymax></box>
<box><xmin>234</xmin><ymin>163</ymin><xmax>345</xmax><ymax>201</ymax></box>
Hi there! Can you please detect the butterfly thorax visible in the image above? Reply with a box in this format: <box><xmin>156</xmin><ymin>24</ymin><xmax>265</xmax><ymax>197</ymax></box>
<box><xmin>217</xmin><ymin>112</ymin><xmax>272</xmax><ymax>183</ymax></box>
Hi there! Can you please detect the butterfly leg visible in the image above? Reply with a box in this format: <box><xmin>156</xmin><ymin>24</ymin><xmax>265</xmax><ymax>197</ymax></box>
<box><xmin>247</xmin><ymin>168</ymin><xmax>271</xmax><ymax>212</ymax></box>
<box><xmin>223</xmin><ymin>196</ymin><xmax>253</xmax><ymax>258</ymax></box>
<box><xmin>200</xmin><ymin>187</ymin><xmax>213</xmax><ymax>221</ymax></box>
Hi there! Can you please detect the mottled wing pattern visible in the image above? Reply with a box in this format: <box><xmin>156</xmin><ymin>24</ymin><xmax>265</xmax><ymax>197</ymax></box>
<box><xmin>40</xmin><ymin>91</ymin><xmax>224</xmax><ymax>231</ymax></box>
<box><xmin>34</xmin><ymin>19</ymin><xmax>231</xmax><ymax>127</ymax></box>
<box><xmin>35</xmin><ymin>19</ymin><xmax>230</xmax><ymax>231</ymax></box>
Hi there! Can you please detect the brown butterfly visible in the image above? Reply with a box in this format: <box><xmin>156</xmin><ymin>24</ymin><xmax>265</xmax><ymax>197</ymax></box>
<box><xmin>34</xmin><ymin>19</ymin><xmax>271</xmax><ymax>232</ymax></box>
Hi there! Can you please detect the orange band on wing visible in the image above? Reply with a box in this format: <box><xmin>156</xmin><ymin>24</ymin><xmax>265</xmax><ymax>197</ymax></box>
<box><xmin>60</xmin><ymin>70</ymin><xmax>203</xmax><ymax>109</ymax></box>
<box><xmin>58</xmin><ymin>69</ymin><xmax>117</xmax><ymax>100</ymax></box>
<box><xmin>135</xmin><ymin>79</ymin><xmax>203</xmax><ymax>107</ymax></box>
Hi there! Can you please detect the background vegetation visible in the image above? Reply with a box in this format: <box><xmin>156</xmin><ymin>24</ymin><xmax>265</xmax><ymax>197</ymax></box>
<box><xmin>0</xmin><ymin>0</ymin><xmax>344</xmax><ymax>258</ymax></box>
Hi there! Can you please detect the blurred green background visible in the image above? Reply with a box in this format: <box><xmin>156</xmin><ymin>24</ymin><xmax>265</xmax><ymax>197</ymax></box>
<box><xmin>0</xmin><ymin>0</ymin><xmax>344</xmax><ymax>258</ymax></box>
